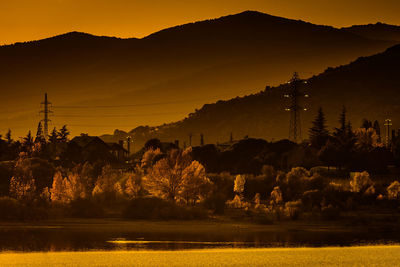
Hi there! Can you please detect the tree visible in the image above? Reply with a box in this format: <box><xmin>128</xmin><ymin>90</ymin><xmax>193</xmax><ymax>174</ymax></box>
<box><xmin>49</xmin><ymin>128</ymin><xmax>58</xmax><ymax>144</ymax></box>
<box><xmin>124</xmin><ymin>171</ymin><xmax>143</xmax><ymax>199</ymax></box>
<box><xmin>361</xmin><ymin>119</ymin><xmax>373</xmax><ymax>129</ymax></box>
<box><xmin>50</xmin><ymin>172</ymin><xmax>68</xmax><ymax>203</ymax></box>
<box><xmin>350</xmin><ymin>171</ymin><xmax>373</xmax><ymax>193</ymax></box>
<box><xmin>233</xmin><ymin>175</ymin><xmax>246</xmax><ymax>196</ymax></box>
<box><xmin>373</xmin><ymin>120</ymin><xmax>381</xmax><ymax>143</ymax></box>
<box><xmin>141</xmin><ymin>148</ymin><xmax>162</xmax><ymax>170</ymax></box>
<box><xmin>332</xmin><ymin>107</ymin><xmax>356</xmax><ymax>169</ymax></box>
<box><xmin>92</xmin><ymin>165</ymin><xmax>122</xmax><ymax>202</ymax></box>
<box><xmin>387</xmin><ymin>181</ymin><xmax>400</xmax><ymax>200</ymax></box>
<box><xmin>354</xmin><ymin>128</ymin><xmax>381</xmax><ymax>151</ymax></box>
<box><xmin>5</xmin><ymin>129</ymin><xmax>12</xmax><ymax>144</ymax></box>
<box><xmin>58</xmin><ymin>125</ymin><xmax>70</xmax><ymax>143</ymax></box>
<box><xmin>270</xmin><ymin>186</ymin><xmax>283</xmax><ymax>206</ymax></box>
<box><xmin>179</xmin><ymin>160</ymin><xmax>212</xmax><ymax>204</ymax></box>
<box><xmin>35</xmin><ymin>122</ymin><xmax>45</xmax><ymax>143</ymax></box>
<box><xmin>334</xmin><ymin>106</ymin><xmax>347</xmax><ymax>137</ymax></box>
<box><xmin>9</xmin><ymin>155</ymin><xmax>37</xmax><ymax>201</ymax></box>
<box><xmin>22</xmin><ymin>131</ymin><xmax>34</xmax><ymax>154</ymax></box>
<box><xmin>309</xmin><ymin>107</ymin><xmax>329</xmax><ymax>149</ymax></box>
<box><xmin>143</xmin><ymin>147</ymin><xmax>210</xmax><ymax>203</ymax></box>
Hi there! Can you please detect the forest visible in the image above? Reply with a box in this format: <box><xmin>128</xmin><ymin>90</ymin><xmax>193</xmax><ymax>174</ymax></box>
<box><xmin>0</xmin><ymin>107</ymin><xmax>400</xmax><ymax>223</ymax></box>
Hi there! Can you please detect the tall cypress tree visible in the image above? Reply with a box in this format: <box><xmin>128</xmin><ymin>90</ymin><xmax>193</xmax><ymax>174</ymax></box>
<box><xmin>35</xmin><ymin>122</ymin><xmax>45</xmax><ymax>143</ymax></box>
<box><xmin>309</xmin><ymin>107</ymin><xmax>329</xmax><ymax>149</ymax></box>
<box><xmin>334</xmin><ymin>106</ymin><xmax>347</xmax><ymax>137</ymax></box>
<box><xmin>5</xmin><ymin>129</ymin><xmax>12</xmax><ymax>144</ymax></box>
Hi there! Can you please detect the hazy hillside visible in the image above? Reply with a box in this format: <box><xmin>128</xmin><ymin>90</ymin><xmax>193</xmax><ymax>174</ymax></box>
<box><xmin>343</xmin><ymin>23</ymin><xmax>400</xmax><ymax>42</ymax></box>
<box><xmin>101</xmin><ymin>44</ymin><xmax>400</xmax><ymax>150</ymax></box>
<box><xmin>0</xmin><ymin>11</ymin><xmax>395</xmax><ymax>137</ymax></box>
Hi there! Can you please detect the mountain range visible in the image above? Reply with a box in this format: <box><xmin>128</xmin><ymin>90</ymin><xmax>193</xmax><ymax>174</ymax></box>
<box><xmin>1</xmin><ymin>11</ymin><xmax>399</xmax><ymax>138</ymax></box>
<box><xmin>101</xmin><ymin>43</ymin><xmax>400</xmax><ymax>150</ymax></box>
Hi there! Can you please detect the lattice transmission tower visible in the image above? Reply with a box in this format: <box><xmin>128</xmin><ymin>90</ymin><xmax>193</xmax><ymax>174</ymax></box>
<box><xmin>284</xmin><ymin>72</ymin><xmax>309</xmax><ymax>143</ymax></box>
<box><xmin>39</xmin><ymin>93</ymin><xmax>53</xmax><ymax>141</ymax></box>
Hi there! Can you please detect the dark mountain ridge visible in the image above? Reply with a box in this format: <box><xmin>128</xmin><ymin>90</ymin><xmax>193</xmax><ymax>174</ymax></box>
<box><xmin>101</xmin><ymin>44</ymin><xmax>400</xmax><ymax>150</ymax></box>
<box><xmin>0</xmin><ymin>11</ymin><xmax>397</xmax><ymax>137</ymax></box>
<box><xmin>343</xmin><ymin>22</ymin><xmax>400</xmax><ymax>42</ymax></box>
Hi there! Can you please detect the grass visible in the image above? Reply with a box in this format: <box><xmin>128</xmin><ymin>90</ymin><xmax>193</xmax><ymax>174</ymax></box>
<box><xmin>1</xmin><ymin>246</ymin><xmax>400</xmax><ymax>266</ymax></box>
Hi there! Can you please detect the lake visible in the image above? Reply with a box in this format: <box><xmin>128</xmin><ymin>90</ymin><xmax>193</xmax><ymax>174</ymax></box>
<box><xmin>0</xmin><ymin>219</ymin><xmax>399</xmax><ymax>252</ymax></box>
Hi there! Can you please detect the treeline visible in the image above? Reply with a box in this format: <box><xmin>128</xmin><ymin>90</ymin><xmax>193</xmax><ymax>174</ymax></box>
<box><xmin>192</xmin><ymin>107</ymin><xmax>397</xmax><ymax>174</ymax></box>
<box><xmin>0</xmin><ymin>143</ymin><xmax>399</xmax><ymax>222</ymax></box>
<box><xmin>1</xmin><ymin>107</ymin><xmax>400</xmax><ymax>222</ymax></box>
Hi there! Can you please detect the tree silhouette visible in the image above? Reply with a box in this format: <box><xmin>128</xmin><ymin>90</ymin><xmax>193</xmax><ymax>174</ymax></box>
<box><xmin>309</xmin><ymin>107</ymin><xmax>329</xmax><ymax>149</ymax></box>
<box><xmin>35</xmin><ymin>122</ymin><xmax>45</xmax><ymax>143</ymax></box>
<box><xmin>373</xmin><ymin>120</ymin><xmax>381</xmax><ymax>142</ymax></box>
<box><xmin>5</xmin><ymin>129</ymin><xmax>12</xmax><ymax>144</ymax></box>
<box><xmin>361</xmin><ymin>119</ymin><xmax>373</xmax><ymax>129</ymax></box>
<box><xmin>49</xmin><ymin>128</ymin><xmax>58</xmax><ymax>144</ymax></box>
<box><xmin>22</xmin><ymin>131</ymin><xmax>34</xmax><ymax>153</ymax></box>
<box><xmin>58</xmin><ymin>125</ymin><xmax>70</xmax><ymax>143</ymax></box>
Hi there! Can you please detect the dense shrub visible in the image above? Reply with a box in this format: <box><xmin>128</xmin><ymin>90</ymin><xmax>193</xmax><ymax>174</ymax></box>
<box><xmin>123</xmin><ymin>197</ymin><xmax>207</xmax><ymax>220</ymax></box>
<box><xmin>321</xmin><ymin>205</ymin><xmax>341</xmax><ymax>220</ymax></box>
<box><xmin>68</xmin><ymin>199</ymin><xmax>104</xmax><ymax>218</ymax></box>
<box><xmin>350</xmin><ymin>171</ymin><xmax>373</xmax><ymax>193</ymax></box>
<box><xmin>203</xmin><ymin>193</ymin><xmax>226</xmax><ymax>214</ymax></box>
<box><xmin>387</xmin><ymin>181</ymin><xmax>400</xmax><ymax>200</ymax></box>
<box><xmin>284</xmin><ymin>200</ymin><xmax>303</xmax><ymax>220</ymax></box>
<box><xmin>0</xmin><ymin>197</ymin><xmax>48</xmax><ymax>221</ymax></box>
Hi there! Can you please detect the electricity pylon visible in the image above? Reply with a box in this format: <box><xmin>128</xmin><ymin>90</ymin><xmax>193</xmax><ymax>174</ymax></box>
<box><xmin>384</xmin><ymin>119</ymin><xmax>392</xmax><ymax>148</ymax></box>
<box><xmin>39</xmin><ymin>93</ymin><xmax>52</xmax><ymax>141</ymax></box>
<box><xmin>284</xmin><ymin>72</ymin><xmax>309</xmax><ymax>143</ymax></box>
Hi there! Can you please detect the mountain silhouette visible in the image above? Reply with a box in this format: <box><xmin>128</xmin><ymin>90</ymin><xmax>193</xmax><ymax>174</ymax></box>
<box><xmin>343</xmin><ymin>22</ymin><xmax>400</xmax><ymax>42</ymax></box>
<box><xmin>101</xmin><ymin>44</ymin><xmax>400</xmax><ymax>149</ymax></box>
<box><xmin>0</xmin><ymin>11</ymin><xmax>396</xmax><ymax>137</ymax></box>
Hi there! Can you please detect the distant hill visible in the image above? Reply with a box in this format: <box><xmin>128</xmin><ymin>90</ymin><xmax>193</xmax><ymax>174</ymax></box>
<box><xmin>343</xmin><ymin>22</ymin><xmax>400</xmax><ymax>42</ymax></box>
<box><xmin>101</xmin><ymin>44</ymin><xmax>400</xmax><ymax>150</ymax></box>
<box><xmin>0</xmin><ymin>11</ymin><xmax>395</xmax><ymax>137</ymax></box>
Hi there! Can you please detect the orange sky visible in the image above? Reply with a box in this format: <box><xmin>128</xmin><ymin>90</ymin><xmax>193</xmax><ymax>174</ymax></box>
<box><xmin>1</xmin><ymin>0</ymin><xmax>400</xmax><ymax>45</ymax></box>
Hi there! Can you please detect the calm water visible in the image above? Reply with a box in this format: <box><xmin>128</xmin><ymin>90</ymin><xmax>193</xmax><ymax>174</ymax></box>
<box><xmin>0</xmin><ymin>220</ymin><xmax>399</xmax><ymax>252</ymax></box>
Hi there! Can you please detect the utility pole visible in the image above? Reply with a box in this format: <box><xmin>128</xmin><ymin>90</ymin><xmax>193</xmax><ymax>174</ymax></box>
<box><xmin>200</xmin><ymin>133</ymin><xmax>204</xmax><ymax>146</ymax></box>
<box><xmin>39</xmin><ymin>93</ymin><xmax>52</xmax><ymax>141</ymax></box>
<box><xmin>384</xmin><ymin>119</ymin><xmax>392</xmax><ymax>148</ymax></box>
<box><xmin>189</xmin><ymin>133</ymin><xmax>192</xmax><ymax>147</ymax></box>
<box><xmin>284</xmin><ymin>72</ymin><xmax>309</xmax><ymax>143</ymax></box>
<box><xmin>126</xmin><ymin>136</ymin><xmax>131</xmax><ymax>155</ymax></box>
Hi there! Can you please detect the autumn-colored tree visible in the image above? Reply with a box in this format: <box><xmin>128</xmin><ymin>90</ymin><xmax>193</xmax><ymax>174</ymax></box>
<box><xmin>9</xmin><ymin>154</ymin><xmax>37</xmax><ymax>201</ymax></box>
<box><xmin>92</xmin><ymin>165</ymin><xmax>123</xmax><ymax>202</ymax></box>
<box><xmin>350</xmin><ymin>171</ymin><xmax>374</xmax><ymax>193</ymax></box>
<box><xmin>387</xmin><ymin>181</ymin><xmax>400</xmax><ymax>200</ymax></box>
<box><xmin>179</xmin><ymin>160</ymin><xmax>212</xmax><ymax>204</ymax></box>
<box><xmin>270</xmin><ymin>186</ymin><xmax>283</xmax><ymax>206</ymax></box>
<box><xmin>233</xmin><ymin>174</ymin><xmax>246</xmax><ymax>196</ymax></box>
<box><xmin>50</xmin><ymin>171</ymin><xmax>87</xmax><ymax>204</ymax></box>
<box><xmin>143</xmin><ymin>147</ymin><xmax>211</xmax><ymax>203</ymax></box>
<box><xmin>124</xmin><ymin>171</ymin><xmax>144</xmax><ymax>199</ymax></box>
<box><xmin>141</xmin><ymin>148</ymin><xmax>162</xmax><ymax>170</ymax></box>
<box><xmin>354</xmin><ymin>128</ymin><xmax>382</xmax><ymax>151</ymax></box>
<box><xmin>50</xmin><ymin>171</ymin><xmax>68</xmax><ymax>203</ymax></box>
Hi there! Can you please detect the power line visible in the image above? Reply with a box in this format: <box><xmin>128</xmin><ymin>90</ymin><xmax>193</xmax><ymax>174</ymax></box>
<box><xmin>52</xmin><ymin>89</ymin><xmax>260</xmax><ymax>109</ymax></box>
<box><xmin>53</xmin><ymin>111</ymin><xmax>187</xmax><ymax>118</ymax></box>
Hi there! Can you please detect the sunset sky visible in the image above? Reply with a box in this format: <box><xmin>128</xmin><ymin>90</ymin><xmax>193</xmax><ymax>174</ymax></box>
<box><xmin>1</xmin><ymin>0</ymin><xmax>400</xmax><ymax>45</ymax></box>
